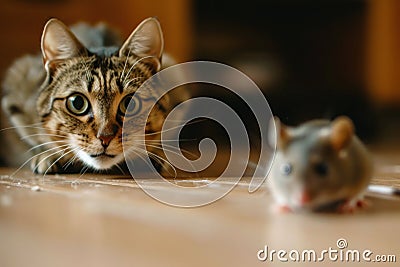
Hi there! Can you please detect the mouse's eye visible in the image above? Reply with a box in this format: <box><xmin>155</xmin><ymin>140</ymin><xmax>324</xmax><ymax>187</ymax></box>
<box><xmin>313</xmin><ymin>162</ymin><xmax>329</xmax><ymax>177</ymax></box>
<box><xmin>280</xmin><ymin>163</ymin><xmax>292</xmax><ymax>176</ymax></box>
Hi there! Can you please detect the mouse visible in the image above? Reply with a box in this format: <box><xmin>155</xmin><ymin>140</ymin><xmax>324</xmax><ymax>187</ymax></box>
<box><xmin>268</xmin><ymin>116</ymin><xmax>373</xmax><ymax>212</ymax></box>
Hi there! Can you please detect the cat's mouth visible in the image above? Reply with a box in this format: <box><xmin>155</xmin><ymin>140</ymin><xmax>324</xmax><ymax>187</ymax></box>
<box><xmin>76</xmin><ymin>150</ymin><xmax>123</xmax><ymax>170</ymax></box>
<box><xmin>90</xmin><ymin>152</ymin><xmax>115</xmax><ymax>158</ymax></box>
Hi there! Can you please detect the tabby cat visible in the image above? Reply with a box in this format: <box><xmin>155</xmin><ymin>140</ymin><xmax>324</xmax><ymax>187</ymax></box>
<box><xmin>1</xmin><ymin>17</ymin><xmax>183</xmax><ymax>174</ymax></box>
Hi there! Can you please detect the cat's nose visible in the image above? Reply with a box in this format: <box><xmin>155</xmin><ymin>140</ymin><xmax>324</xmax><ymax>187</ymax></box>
<box><xmin>97</xmin><ymin>124</ymin><xmax>118</xmax><ymax>148</ymax></box>
<box><xmin>98</xmin><ymin>135</ymin><xmax>114</xmax><ymax>148</ymax></box>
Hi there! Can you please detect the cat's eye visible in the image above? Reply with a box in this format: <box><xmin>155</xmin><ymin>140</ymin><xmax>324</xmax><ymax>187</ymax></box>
<box><xmin>66</xmin><ymin>93</ymin><xmax>90</xmax><ymax>116</ymax></box>
<box><xmin>280</xmin><ymin>163</ymin><xmax>292</xmax><ymax>176</ymax></box>
<box><xmin>119</xmin><ymin>94</ymin><xmax>141</xmax><ymax>117</ymax></box>
<box><xmin>313</xmin><ymin>162</ymin><xmax>329</xmax><ymax>177</ymax></box>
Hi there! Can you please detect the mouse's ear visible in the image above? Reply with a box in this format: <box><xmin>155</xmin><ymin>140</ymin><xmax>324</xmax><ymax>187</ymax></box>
<box><xmin>330</xmin><ymin>116</ymin><xmax>354</xmax><ymax>152</ymax></box>
<box><xmin>272</xmin><ymin>117</ymin><xmax>291</xmax><ymax>149</ymax></box>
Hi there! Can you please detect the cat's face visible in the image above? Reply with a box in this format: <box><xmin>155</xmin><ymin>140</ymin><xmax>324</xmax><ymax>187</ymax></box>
<box><xmin>37</xmin><ymin>18</ymin><xmax>167</xmax><ymax>171</ymax></box>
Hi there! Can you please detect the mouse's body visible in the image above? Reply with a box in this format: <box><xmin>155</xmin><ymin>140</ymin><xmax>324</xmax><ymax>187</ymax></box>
<box><xmin>269</xmin><ymin>116</ymin><xmax>372</xmax><ymax>212</ymax></box>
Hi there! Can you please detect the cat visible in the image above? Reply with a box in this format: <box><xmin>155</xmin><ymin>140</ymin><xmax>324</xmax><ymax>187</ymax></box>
<box><xmin>1</xmin><ymin>17</ymin><xmax>186</xmax><ymax>175</ymax></box>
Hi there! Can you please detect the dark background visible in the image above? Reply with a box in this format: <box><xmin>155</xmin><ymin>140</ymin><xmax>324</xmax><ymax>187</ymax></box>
<box><xmin>1</xmin><ymin>0</ymin><xmax>399</xmax><ymax>145</ymax></box>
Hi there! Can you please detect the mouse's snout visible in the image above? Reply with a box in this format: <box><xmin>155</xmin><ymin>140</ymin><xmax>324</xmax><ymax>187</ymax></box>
<box><xmin>299</xmin><ymin>191</ymin><xmax>311</xmax><ymax>205</ymax></box>
<box><xmin>289</xmin><ymin>189</ymin><xmax>313</xmax><ymax>208</ymax></box>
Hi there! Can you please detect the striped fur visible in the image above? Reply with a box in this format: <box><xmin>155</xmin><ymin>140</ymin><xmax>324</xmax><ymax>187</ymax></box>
<box><xmin>1</xmin><ymin>18</ymin><xmax>175</xmax><ymax>174</ymax></box>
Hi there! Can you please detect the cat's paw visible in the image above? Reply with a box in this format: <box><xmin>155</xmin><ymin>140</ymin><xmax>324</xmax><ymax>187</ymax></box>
<box><xmin>30</xmin><ymin>152</ymin><xmax>66</xmax><ymax>174</ymax></box>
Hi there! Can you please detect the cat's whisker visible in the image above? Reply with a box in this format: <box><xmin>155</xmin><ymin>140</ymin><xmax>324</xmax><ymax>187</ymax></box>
<box><xmin>114</xmin><ymin>163</ymin><xmax>126</xmax><ymax>175</ymax></box>
<box><xmin>78</xmin><ymin>165</ymin><xmax>90</xmax><ymax>179</ymax></box>
<box><xmin>11</xmin><ymin>144</ymin><xmax>71</xmax><ymax>177</ymax></box>
<box><xmin>125</xmin><ymin>147</ymin><xmax>167</xmax><ymax>175</ymax></box>
<box><xmin>127</xmin><ymin>119</ymin><xmax>205</xmax><ymax>138</ymax></box>
<box><xmin>63</xmin><ymin>150</ymin><xmax>80</xmax><ymax>169</ymax></box>
<box><xmin>131</xmin><ymin>139</ymin><xmax>193</xmax><ymax>153</ymax></box>
<box><xmin>1</xmin><ymin>123</ymin><xmax>72</xmax><ymax>136</ymax></box>
<box><xmin>0</xmin><ymin>123</ymin><xmax>44</xmax><ymax>133</ymax></box>
<box><xmin>130</xmin><ymin>148</ymin><xmax>181</xmax><ymax>178</ymax></box>
<box><xmin>61</xmin><ymin>147</ymin><xmax>79</xmax><ymax>166</ymax></box>
<box><xmin>25</xmin><ymin>144</ymin><xmax>70</xmax><ymax>167</ymax></box>
<box><xmin>43</xmin><ymin>147</ymin><xmax>77</xmax><ymax>176</ymax></box>
<box><xmin>32</xmin><ymin>146</ymin><xmax>73</xmax><ymax>174</ymax></box>
<box><xmin>22</xmin><ymin>133</ymin><xmax>66</xmax><ymax>141</ymax></box>
<box><xmin>27</xmin><ymin>140</ymin><xmax>68</xmax><ymax>153</ymax></box>
<box><xmin>65</xmin><ymin>147</ymin><xmax>91</xmax><ymax>179</ymax></box>
<box><xmin>63</xmin><ymin>157</ymin><xmax>75</xmax><ymax>170</ymax></box>
<box><xmin>143</xmin><ymin>143</ymin><xmax>199</xmax><ymax>159</ymax></box>
<box><xmin>130</xmin><ymin>146</ymin><xmax>177</xmax><ymax>178</ymax></box>
<box><xmin>132</xmin><ymin>138</ymin><xmax>196</xmax><ymax>143</ymax></box>
<box><xmin>141</xmin><ymin>143</ymin><xmax>199</xmax><ymax>176</ymax></box>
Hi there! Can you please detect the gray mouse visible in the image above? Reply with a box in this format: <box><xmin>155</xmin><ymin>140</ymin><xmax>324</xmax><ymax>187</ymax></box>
<box><xmin>268</xmin><ymin>116</ymin><xmax>373</xmax><ymax>212</ymax></box>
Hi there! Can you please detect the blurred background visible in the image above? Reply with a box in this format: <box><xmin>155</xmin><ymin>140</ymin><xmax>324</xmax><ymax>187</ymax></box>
<box><xmin>0</xmin><ymin>0</ymin><xmax>399</xmax><ymax>145</ymax></box>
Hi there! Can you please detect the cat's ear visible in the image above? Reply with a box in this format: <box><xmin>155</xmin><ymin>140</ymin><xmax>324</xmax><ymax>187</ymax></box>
<box><xmin>41</xmin><ymin>18</ymin><xmax>88</xmax><ymax>71</ymax></box>
<box><xmin>119</xmin><ymin>17</ymin><xmax>164</xmax><ymax>61</ymax></box>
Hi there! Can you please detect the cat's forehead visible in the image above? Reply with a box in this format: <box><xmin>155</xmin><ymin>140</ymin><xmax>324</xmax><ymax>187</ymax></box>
<box><xmin>61</xmin><ymin>56</ymin><xmax>147</xmax><ymax>95</ymax></box>
<box><xmin>50</xmin><ymin>55</ymin><xmax>159</xmax><ymax>104</ymax></box>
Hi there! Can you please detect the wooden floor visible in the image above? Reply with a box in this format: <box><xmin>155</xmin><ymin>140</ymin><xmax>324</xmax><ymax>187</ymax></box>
<box><xmin>0</xmin><ymin>147</ymin><xmax>400</xmax><ymax>266</ymax></box>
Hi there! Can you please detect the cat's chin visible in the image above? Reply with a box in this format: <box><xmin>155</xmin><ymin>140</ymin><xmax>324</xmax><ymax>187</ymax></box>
<box><xmin>76</xmin><ymin>150</ymin><xmax>125</xmax><ymax>170</ymax></box>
